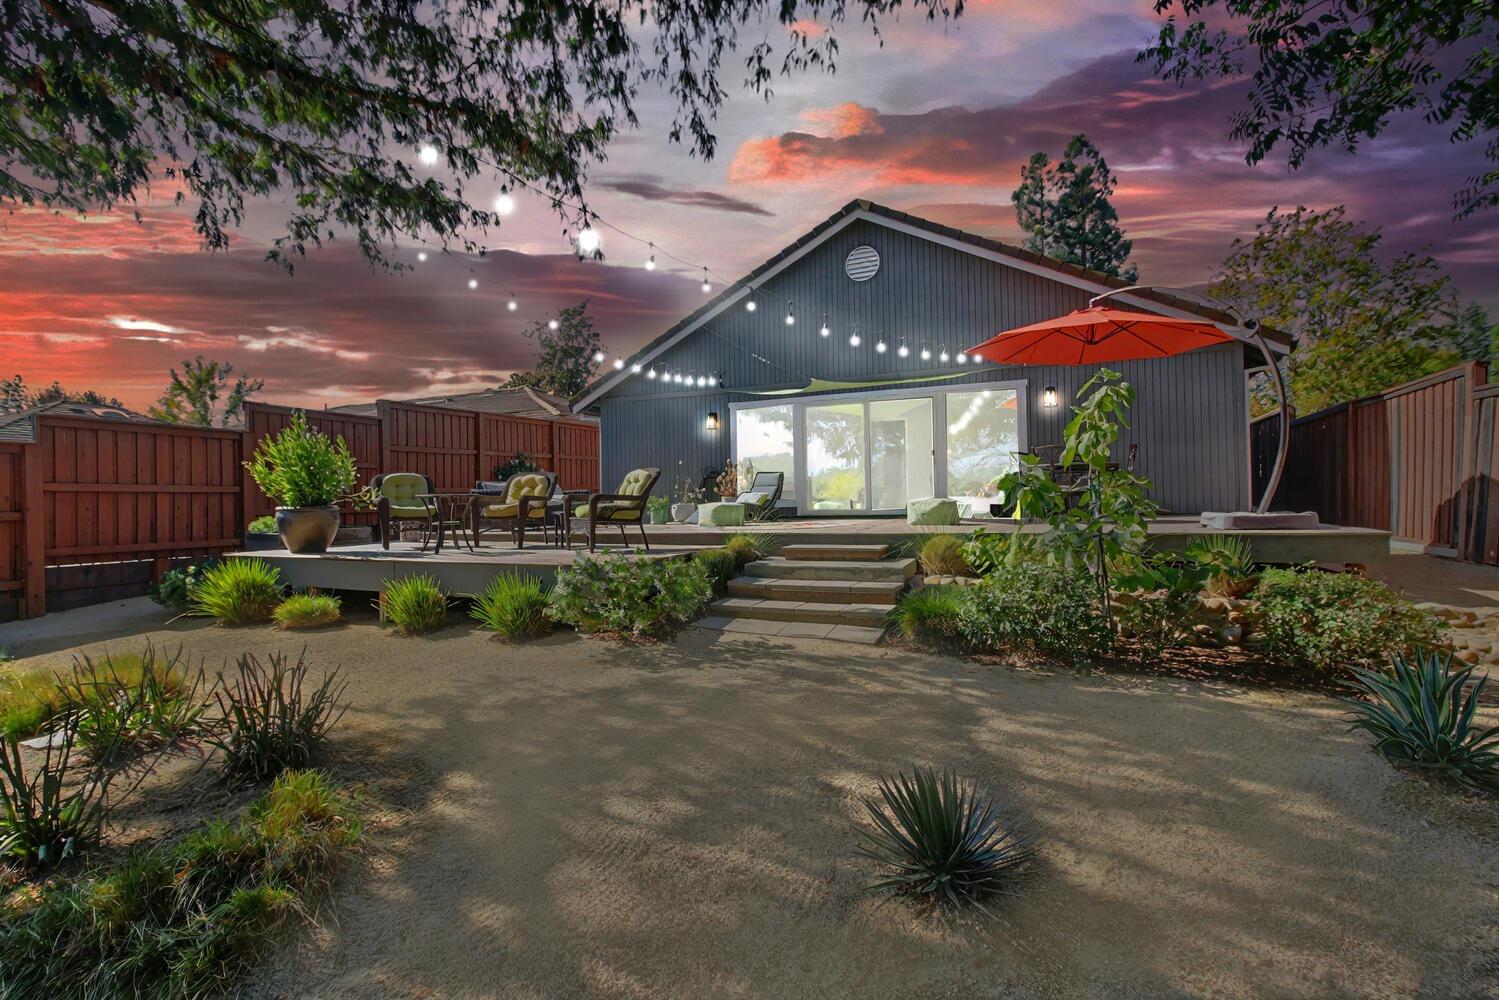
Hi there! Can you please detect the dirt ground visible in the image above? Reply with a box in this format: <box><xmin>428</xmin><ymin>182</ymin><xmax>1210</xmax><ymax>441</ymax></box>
<box><xmin>2</xmin><ymin>596</ymin><xmax>1497</xmax><ymax>1000</ymax></box>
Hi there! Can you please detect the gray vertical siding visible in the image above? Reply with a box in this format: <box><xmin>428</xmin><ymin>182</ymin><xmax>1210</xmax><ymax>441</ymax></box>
<box><xmin>599</xmin><ymin>218</ymin><xmax>1250</xmax><ymax>512</ymax></box>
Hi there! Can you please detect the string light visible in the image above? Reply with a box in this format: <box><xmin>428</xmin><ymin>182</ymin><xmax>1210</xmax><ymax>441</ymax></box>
<box><xmin>784</xmin><ymin>301</ymin><xmax>795</xmax><ymax>326</ymax></box>
<box><xmin>701</xmin><ymin>269</ymin><xmax>712</xmax><ymax>294</ymax></box>
<box><xmin>613</xmin><ymin>358</ymin><xmax>625</xmax><ymax>370</ymax></box>
<box><xmin>645</xmin><ymin>255</ymin><xmax>656</xmax><ymax>271</ymax></box>
<box><xmin>631</xmin><ymin>362</ymin><xmax>642</xmax><ymax>373</ymax></box>
<box><xmin>897</xmin><ymin>339</ymin><xmax>909</xmax><ymax>358</ymax></box>
<box><xmin>939</xmin><ymin>347</ymin><xmax>950</xmax><ymax>363</ymax></box>
<box><xmin>956</xmin><ymin>351</ymin><xmax>968</xmax><ymax>365</ymax></box>
<box><xmin>418</xmin><ymin>144</ymin><xmax>439</xmax><ymax>166</ymax></box>
<box><xmin>646</xmin><ymin>367</ymin><xmax>657</xmax><ymax>380</ymax></box>
<box><xmin>849</xmin><ymin>332</ymin><xmax>861</xmax><ymax>347</ymax></box>
<box><xmin>697</xmin><ymin>374</ymin><xmax>708</xmax><ymax>387</ymax></box>
<box><xmin>417</xmin><ymin>250</ymin><xmax>428</xmax><ymax>262</ymax></box>
<box><xmin>875</xmin><ymin>337</ymin><xmax>887</xmax><ymax>354</ymax></box>
<box><xmin>819</xmin><ymin>314</ymin><xmax>830</xmax><ymax>338</ymax></box>
<box><xmin>745</xmin><ymin>299</ymin><xmax>757</xmax><ymax>313</ymax></box>
<box><xmin>548</xmin><ymin>318</ymin><xmax>560</xmax><ymax>330</ymax></box>
<box><xmin>920</xmin><ymin>345</ymin><xmax>932</xmax><ymax>361</ymax></box>
<box><xmin>493</xmin><ymin>193</ymin><xmax>515</xmax><ymax>215</ymax></box>
<box><xmin>577</xmin><ymin>228</ymin><xmax>602</xmax><ymax>254</ymax></box>
<box><xmin>592</xmin><ymin>349</ymin><xmax>606</xmax><ymax>364</ymax></box>
<box><xmin>467</xmin><ymin>278</ymin><xmax>478</xmax><ymax>290</ymax></box>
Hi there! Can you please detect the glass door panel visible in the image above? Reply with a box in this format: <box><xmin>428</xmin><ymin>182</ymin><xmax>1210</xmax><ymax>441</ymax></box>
<box><xmin>734</xmin><ymin>404</ymin><xmax>796</xmax><ymax>501</ymax></box>
<box><xmin>806</xmin><ymin>402</ymin><xmax>866</xmax><ymax>511</ymax></box>
<box><xmin>869</xmin><ymin>397</ymin><xmax>934</xmax><ymax>510</ymax></box>
<box><xmin>946</xmin><ymin>388</ymin><xmax>1021</xmax><ymax>512</ymax></box>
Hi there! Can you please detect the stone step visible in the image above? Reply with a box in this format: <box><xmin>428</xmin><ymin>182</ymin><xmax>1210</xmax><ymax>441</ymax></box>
<box><xmin>709</xmin><ymin>596</ymin><xmax>891</xmax><ymax>628</ymax></box>
<box><xmin>781</xmin><ymin>543</ymin><xmax>889</xmax><ymax>561</ymax></box>
<box><xmin>728</xmin><ymin>576</ymin><xmax>905</xmax><ymax>605</ymax></box>
<box><xmin>694</xmin><ymin>615</ymin><xmax>886</xmax><ymax>645</ymax></box>
<box><xmin>744</xmin><ymin>557</ymin><xmax>917</xmax><ymax>581</ymax></box>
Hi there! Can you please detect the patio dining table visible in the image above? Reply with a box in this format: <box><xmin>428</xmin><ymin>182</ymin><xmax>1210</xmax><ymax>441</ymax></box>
<box><xmin>416</xmin><ymin>493</ymin><xmax>478</xmax><ymax>553</ymax></box>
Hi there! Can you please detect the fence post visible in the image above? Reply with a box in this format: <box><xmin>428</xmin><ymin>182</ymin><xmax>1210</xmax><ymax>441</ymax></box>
<box><xmin>1456</xmin><ymin>362</ymin><xmax>1486</xmax><ymax>560</ymax></box>
<box><xmin>375</xmin><ymin>400</ymin><xmax>394</xmax><ymax>478</ymax></box>
<box><xmin>21</xmin><ymin>441</ymin><xmax>45</xmax><ymax>618</ymax></box>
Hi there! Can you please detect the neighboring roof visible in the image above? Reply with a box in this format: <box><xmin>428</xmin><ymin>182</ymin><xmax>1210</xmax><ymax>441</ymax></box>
<box><xmin>329</xmin><ymin>385</ymin><xmax>595</xmax><ymax>422</ymax></box>
<box><xmin>0</xmin><ymin>401</ymin><xmax>163</xmax><ymax>442</ymax></box>
<box><xmin>572</xmin><ymin>199</ymin><xmax>1294</xmax><ymax>412</ymax></box>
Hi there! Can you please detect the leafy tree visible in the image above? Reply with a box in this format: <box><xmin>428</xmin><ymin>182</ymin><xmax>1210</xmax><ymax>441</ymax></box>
<box><xmin>1451</xmin><ymin>302</ymin><xmax>1498</xmax><ymax>365</ymax></box>
<box><xmin>505</xmin><ymin>303</ymin><xmax>604</xmax><ymax>398</ymax></box>
<box><xmin>148</xmin><ymin>357</ymin><xmax>263</xmax><ymax>427</ymax></box>
<box><xmin>0</xmin><ymin>374</ymin><xmax>123</xmax><ymax>413</ymax></box>
<box><xmin>1011</xmin><ymin>134</ymin><xmax>1138</xmax><ymax>281</ymax></box>
<box><xmin>1210</xmin><ymin>206</ymin><xmax>1460</xmax><ymax>414</ymax></box>
<box><xmin>2</xmin><ymin>1</ymin><xmax>960</xmax><ymax>269</ymax></box>
<box><xmin>1142</xmin><ymin>0</ymin><xmax>1498</xmax><ymax>217</ymax></box>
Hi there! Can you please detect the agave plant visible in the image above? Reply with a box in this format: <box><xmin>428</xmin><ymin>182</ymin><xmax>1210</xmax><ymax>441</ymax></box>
<box><xmin>1345</xmin><ymin>649</ymin><xmax>1499</xmax><ymax>792</ymax></box>
<box><xmin>855</xmin><ymin>766</ymin><xmax>1036</xmax><ymax>911</ymax></box>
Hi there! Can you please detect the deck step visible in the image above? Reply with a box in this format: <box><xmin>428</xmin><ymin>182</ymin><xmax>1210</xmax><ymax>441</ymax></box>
<box><xmin>708</xmin><ymin>596</ymin><xmax>891</xmax><ymax>628</ymax></box>
<box><xmin>781</xmin><ymin>543</ymin><xmax>890</xmax><ymax>561</ymax></box>
<box><xmin>728</xmin><ymin>576</ymin><xmax>905</xmax><ymax>605</ymax></box>
<box><xmin>694</xmin><ymin>615</ymin><xmax>886</xmax><ymax>645</ymax></box>
<box><xmin>744</xmin><ymin>557</ymin><xmax>917</xmax><ymax>581</ymax></box>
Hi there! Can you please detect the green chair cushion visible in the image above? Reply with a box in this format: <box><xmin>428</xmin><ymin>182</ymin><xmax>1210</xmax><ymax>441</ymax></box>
<box><xmin>617</xmin><ymin>469</ymin><xmax>653</xmax><ymax>496</ymax></box>
<box><xmin>387</xmin><ymin>502</ymin><xmax>428</xmax><ymax>519</ymax></box>
<box><xmin>573</xmin><ymin>502</ymin><xmax>642</xmax><ymax>521</ymax></box>
<box><xmin>482</xmin><ymin>502</ymin><xmax>546</xmax><ymax>520</ymax></box>
<box><xmin>698</xmin><ymin>502</ymin><xmax>745</xmax><ymax>527</ymax></box>
<box><xmin>379</xmin><ymin>473</ymin><xmax>427</xmax><ymax>504</ymax></box>
<box><xmin>907</xmin><ymin>497</ymin><xmax>960</xmax><ymax>526</ymax></box>
<box><xmin>505</xmin><ymin>473</ymin><xmax>552</xmax><ymax>502</ymax></box>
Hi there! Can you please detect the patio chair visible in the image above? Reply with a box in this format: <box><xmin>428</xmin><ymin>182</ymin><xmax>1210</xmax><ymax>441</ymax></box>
<box><xmin>568</xmin><ymin>467</ymin><xmax>661</xmax><ymax>552</ymax></box>
<box><xmin>373</xmin><ymin>472</ymin><xmax>435</xmax><ymax>550</ymax></box>
<box><xmin>471</xmin><ymin>471</ymin><xmax>557</xmax><ymax>549</ymax></box>
<box><xmin>735</xmin><ymin>471</ymin><xmax>784</xmax><ymax>521</ymax></box>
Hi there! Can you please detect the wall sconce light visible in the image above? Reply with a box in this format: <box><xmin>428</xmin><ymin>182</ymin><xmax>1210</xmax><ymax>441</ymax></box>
<box><xmin>1043</xmin><ymin>385</ymin><xmax>1059</xmax><ymax>407</ymax></box>
<box><xmin>705</xmin><ymin>411</ymin><xmax>721</xmax><ymax>431</ymax></box>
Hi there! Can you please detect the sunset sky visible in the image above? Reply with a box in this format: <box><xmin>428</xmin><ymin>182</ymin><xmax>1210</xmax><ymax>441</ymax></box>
<box><xmin>3</xmin><ymin>0</ymin><xmax>1494</xmax><ymax>413</ymax></box>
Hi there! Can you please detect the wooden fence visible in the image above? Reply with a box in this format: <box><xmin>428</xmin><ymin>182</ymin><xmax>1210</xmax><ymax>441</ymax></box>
<box><xmin>1</xmin><ymin>401</ymin><xmax>599</xmax><ymax>621</ymax></box>
<box><xmin>1252</xmin><ymin>363</ymin><xmax>1483</xmax><ymax>557</ymax></box>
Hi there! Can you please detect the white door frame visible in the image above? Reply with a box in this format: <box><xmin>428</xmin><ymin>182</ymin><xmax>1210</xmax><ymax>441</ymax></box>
<box><xmin>729</xmin><ymin>380</ymin><xmax>1029</xmax><ymax>515</ymax></box>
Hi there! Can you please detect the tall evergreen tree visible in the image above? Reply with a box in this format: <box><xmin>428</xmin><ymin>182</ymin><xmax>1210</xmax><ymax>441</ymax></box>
<box><xmin>505</xmin><ymin>302</ymin><xmax>604</xmax><ymax>399</ymax></box>
<box><xmin>1012</xmin><ymin>135</ymin><xmax>1138</xmax><ymax>281</ymax></box>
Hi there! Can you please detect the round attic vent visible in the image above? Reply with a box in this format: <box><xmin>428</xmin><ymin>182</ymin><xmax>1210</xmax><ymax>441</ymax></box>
<box><xmin>844</xmin><ymin>245</ymin><xmax>880</xmax><ymax>282</ymax></box>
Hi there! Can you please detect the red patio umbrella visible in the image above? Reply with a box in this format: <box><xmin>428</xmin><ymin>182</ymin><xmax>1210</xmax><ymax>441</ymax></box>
<box><xmin>967</xmin><ymin>292</ymin><xmax>1289</xmax><ymax>513</ymax></box>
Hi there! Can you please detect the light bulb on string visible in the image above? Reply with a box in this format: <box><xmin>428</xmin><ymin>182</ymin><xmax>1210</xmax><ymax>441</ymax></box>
<box><xmin>577</xmin><ymin>228</ymin><xmax>601</xmax><ymax>254</ymax></box>
<box><xmin>745</xmin><ymin>299</ymin><xmax>757</xmax><ymax>313</ymax></box>
<box><xmin>701</xmin><ymin>269</ymin><xmax>712</xmax><ymax>294</ymax></box>
<box><xmin>506</xmin><ymin>292</ymin><xmax>518</xmax><ymax>312</ymax></box>
<box><xmin>875</xmin><ymin>337</ymin><xmax>887</xmax><ymax>354</ymax></box>
<box><xmin>897</xmin><ymin>339</ymin><xmax>909</xmax><ymax>358</ymax></box>
<box><xmin>939</xmin><ymin>347</ymin><xmax>950</xmax><ymax>363</ymax></box>
<box><xmin>467</xmin><ymin>278</ymin><xmax>478</xmax><ymax>290</ymax></box>
<box><xmin>646</xmin><ymin>367</ymin><xmax>657</xmax><ymax>380</ymax></box>
<box><xmin>956</xmin><ymin>352</ymin><xmax>968</xmax><ymax>365</ymax></box>
<box><xmin>697</xmin><ymin>374</ymin><xmax>708</xmax><ymax>387</ymax></box>
<box><xmin>849</xmin><ymin>332</ymin><xmax>861</xmax><ymax>347</ymax></box>
<box><xmin>819</xmin><ymin>314</ymin><xmax>830</xmax><ymax>337</ymax></box>
<box><xmin>631</xmin><ymin>362</ymin><xmax>642</xmax><ymax>373</ymax></box>
<box><xmin>592</xmin><ymin>350</ymin><xmax>605</xmax><ymax>364</ymax></box>
<box><xmin>784</xmin><ymin>301</ymin><xmax>795</xmax><ymax>326</ymax></box>
<box><xmin>613</xmin><ymin>358</ymin><xmax>625</xmax><ymax>371</ymax></box>
<box><xmin>548</xmin><ymin>318</ymin><xmax>560</xmax><ymax>330</ymax></box>
<box><xmin>418</xmin><ymin>144</ymin><xmax>439</xmax><ymax>166</ymax></box>
<box><xmin>416</xmin><ymin>250</ymin><xmax>428</xmax><ymax>262</ymax></box>
<box><xmin>493</xmin><ymin>193</ymin><xmax>515</xmax><ymax>215</ymax></box>
<box><xmin>920</xmin><ymin>345</ymin><xmax>931</xmax><ymax>361</ymax></box>
<box><xmin>645</xmin><ymin>244</ymin><xmax>656</xmax><ymax>271</ymax></box>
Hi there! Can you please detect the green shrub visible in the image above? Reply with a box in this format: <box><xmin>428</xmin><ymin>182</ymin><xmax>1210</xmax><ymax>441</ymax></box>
<box><xmin>470</xmin><ymin>573</ymin><xmax>552</xmax><ymax>640</ymax></box>
<box><xmin>188</xmin><ymin>559</ymin><xmax>283</xmax><ymax>624</ymax></box>
<box><xmin>1186</xmin><ymin>534</ymin><xmax>1258</xmax><ymax>598</ymax></box>
<box><xmin>722</xmin><ymin>531</ymin><xmax>779</xmax><ymax>569</ymax></box>
<box><xmin>962</xmin><ymin>527</ymin><xmax>1016</xmax><ymax>577</ymax></box>
<box><xmin>1345</xmin><ymin>649</ymin><xmax>1499</xmax><ymax>792</ymax></box>
<box><xmin>245</xmin><ymin>410</ymin><xmax>358</xmax><ymax>508</ymax></box>
<box><xmin>211</xmin><ymin>650</ymin><xmax>348</xmax><ymax>781</ymax></box>
<box><xmin>380</xmin><ymin>575</ymin><xmax>449</xmax><ymax>634</ymax></box>
<box><xmin>0</xmin><ymin>734</ymin><xmax>111</xmax><ymax>869</ymax></box>
<box><xmin>273</xmin><ymin>593</ymin><xmax>342</xmax><ymax>630</ymax></box>
<box><xmin>247</xmin><ymin>514</ymin><xmax>278</xmax><ymax>534</ymax></box>
<box><xmin>913</xmin><ymin>533</ymin><xmax>971</xmax><ymax>576</ymax></box>
<box><xmin>549</xmin><ymin>552</ymin><xmax>714</xmax><ymax>638</ymax></box>
<box><xmin>0</xmin><ymin>770</ymin><xmax>359</xmax><ymax>998</ymax></box>
<box><xmin>60</xmin><ymin>646</ymin><xmax>209</xmax><ymax>762</ymax></box>
<box><xmin>856</xmin><ymin>766</ymin><xmax>1035</xmax><ymax>912</ymax></box>
<box><xmin>890</xmin><ymin>587</ymin><xmax>968</xmax><ymax>648</ymax></box>
<box><xmin>958</xmin><ymin>562</ymin><xmax>1109</xmax><ymax>667</ymax></box>
<box><xmin>693</xmin><ymin>547</ymin><xmax>739</xmax><ymax>594</ymax></box>
<box><xmin>1113</xmin><ymin>559</ymin><xmax>1213</xmax><ymax>661</ymax></box>
<box><xmin>148</xmin><ymin>558</ymin><xmax>219</xmax><ymax>610</ymax></box>
<box><xmin>1253</xmin><ymin>567</ymin><xmax>1442</xmax><ymax>670</ymax></box>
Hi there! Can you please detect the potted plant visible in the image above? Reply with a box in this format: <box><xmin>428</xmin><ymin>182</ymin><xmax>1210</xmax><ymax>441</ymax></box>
<box><xmin>245</xmin><ymin>411</ymin><xmax>359</xmax><ymax>554</ymax></box>
<box><xmin>647</xmin><ymin>495</ymin><xmax>671</xmax><ymax>524</ymax></box>
<box><xmin>671</xmin><ymin>480</ymin><xmax>703</xmax><ymax>522</ymax></box>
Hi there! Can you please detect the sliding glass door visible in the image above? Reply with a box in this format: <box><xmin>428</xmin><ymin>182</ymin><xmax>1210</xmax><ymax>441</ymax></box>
<box><xmin>733</xmin><ymin>382</ymin><xmax>1024</xmax><ymax>516</ymax></box>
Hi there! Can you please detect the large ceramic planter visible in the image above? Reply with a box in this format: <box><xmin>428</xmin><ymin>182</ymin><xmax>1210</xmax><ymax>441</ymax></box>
<box><xmin>670</xmin><ymin>503</ymin><xmax>697</xmax><ymax>523</ymax></box>
<box><xmin>276</xmin><ymin>505</ymin><xmax>340</xmax><ymax>554</ymax></box>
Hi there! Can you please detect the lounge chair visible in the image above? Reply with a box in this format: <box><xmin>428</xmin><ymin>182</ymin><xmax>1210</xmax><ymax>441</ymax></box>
<box><xmin>735</xmin><ymin>471</ymin><xmax>784</xmax><ymax>521</ymax></box>
<box><xmin>567</xmin><ymin>468</ymin><xmax>660</xmax><ymax>552</ymax></box>
<box><xmin>374</xmin><ymin>472</ymin><xmax>435</xmax><ymax>549</ymax></box>
<box><xmin>471</xmin><ymin>471</ymin><xmax>557</xmax><ymax>549</ymax></box>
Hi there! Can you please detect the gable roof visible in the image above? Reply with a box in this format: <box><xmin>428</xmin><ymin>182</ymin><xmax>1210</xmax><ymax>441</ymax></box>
<box><xmin>572</xmin><ymin>199</ymin><xmax>1292</xmax><ymax>412</ymax></box>
<box><xmin>330</xmin><ymin>385</ymin><xmax>594</xmax><ymax>422</ymax></box>
<box><xmin>0</xmin><ymin>401</ymin><xmax>164</xmax><ymax>442</ymax></box>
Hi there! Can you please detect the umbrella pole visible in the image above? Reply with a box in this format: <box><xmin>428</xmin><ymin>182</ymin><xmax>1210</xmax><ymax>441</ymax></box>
<box><xmin>1252</xmin><ymin>329</ymin><xmax>1291</xmax><ymax>515</ymax></box>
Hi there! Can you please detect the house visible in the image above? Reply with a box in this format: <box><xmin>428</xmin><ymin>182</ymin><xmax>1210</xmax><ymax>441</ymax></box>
<box><xmin>0</xmin><ymin>400</ymin><xmax>164</xmax><ymax>443</ymax></box>
<box><xmin>573</xmin><ymin>200</ymin><xmax>1291</xmax><ymax>515</ymax></box>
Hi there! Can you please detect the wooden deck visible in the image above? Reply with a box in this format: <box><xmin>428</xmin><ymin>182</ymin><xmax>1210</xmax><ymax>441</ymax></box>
<box><xmin>233</xmin><ymin>514</ymin><xmax>1389</xmax><ymax>598</ymax></box>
